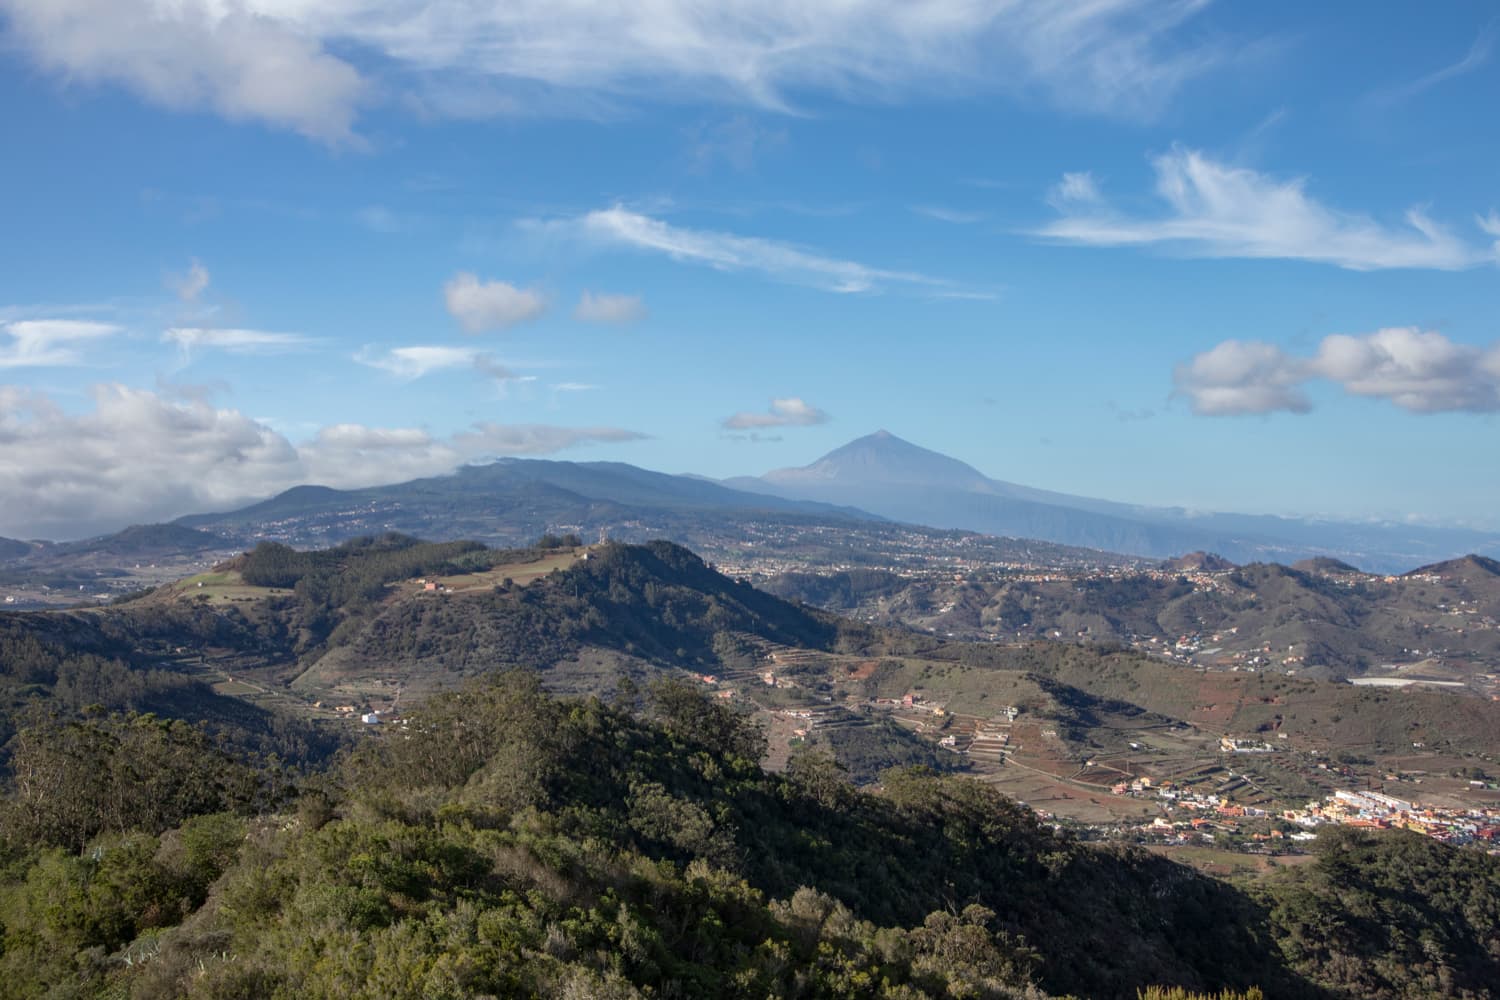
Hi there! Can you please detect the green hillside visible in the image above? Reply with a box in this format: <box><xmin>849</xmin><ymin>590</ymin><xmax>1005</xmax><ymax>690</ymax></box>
<box><xmin>2</xmin><ymin>675</ymin><xmax>1497</xmax><ymax>998</ymax></box>
<box><xmin>3</xmin><ymin>537</ymin><xmax>1500</xmax><ymax>997</ymax></box>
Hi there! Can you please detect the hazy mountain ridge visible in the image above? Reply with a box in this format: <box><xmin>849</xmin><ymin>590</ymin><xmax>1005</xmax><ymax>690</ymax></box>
<box><xmin>735</xmin><ymin>432</ymin><xmax>1500</xmax><ymax>573</ymax></box>
<box><xmin>765</xmin><ymin>554</ymin><xmax>1500</xmax><ymax>680</ymax></box>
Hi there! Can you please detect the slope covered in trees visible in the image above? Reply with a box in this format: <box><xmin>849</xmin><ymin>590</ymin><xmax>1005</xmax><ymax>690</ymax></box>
<box><xmin>1</xmin><ymin>675</ymin><xmax>1497</xmax><ymax>998</ymax></box>
<box><xmin>2</xmin><ymin>539</ymin><xmax>1500</xmax><ymax>997</ymax></box>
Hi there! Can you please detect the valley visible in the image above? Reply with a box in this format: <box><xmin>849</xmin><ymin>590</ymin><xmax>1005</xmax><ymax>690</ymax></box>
<box><xmin>12</xmin><ymin>534</ymin><xmax>1497</xmax><ymax>845</ymax></box>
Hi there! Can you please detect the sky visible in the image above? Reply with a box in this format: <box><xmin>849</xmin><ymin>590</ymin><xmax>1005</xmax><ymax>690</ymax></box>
<box><xmin>1</xmin><ymin>0</ymin><xmax>1498</xmax><ymax>540</ymax></box>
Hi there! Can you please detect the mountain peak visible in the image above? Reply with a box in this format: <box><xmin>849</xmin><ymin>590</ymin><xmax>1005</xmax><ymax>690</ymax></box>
<box><xmin>763</xmin><ymin>432</ymin><xmax>992</xmax><ymax>489</ymax></box>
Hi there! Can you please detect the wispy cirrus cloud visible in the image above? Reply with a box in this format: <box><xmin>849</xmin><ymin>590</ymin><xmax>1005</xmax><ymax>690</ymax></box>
<box><xmin>723</xmin><ymin>397</ymin><xmax>829</xmax><ymax>430</ymax></box>
<box><xmin>1175</xmin><ymin>328</ymin><xmax>1500</xmax><ymax>416</ymax></box>
<box><xmin>911</xmin><ymin>204</ymin><xmax>986</xmax><ymax>224</ymax></box>
<box><xmin>164</xmin><ymin>327</ymin><xmax>314</xmax><ymax>356</ymax></box>
<box><xmin>0</xmin><ymin>319</ymin><xmax>121</xmax><ymax>368</ymax></box>
<box><xmin>1371</xmin><ymin>21</ymin><xmax>1496</xmax><ymax>104</ymax></box>
<box><xmin>1038</xmin><ymin>148</ymin><xmax>1499</xmax><ymax>271</ymax></box>
<box><xmin>0</xmin><ymin>382</ymin><xmax>645</xmax><ymax>539</ymax></box>
<box><xmin>552</xmin><ymin>206</ymin><xmax>981</xmax><ymax>296</ymax></box>
<box><xmin>1</xmin><ymin>1</ymin><xmax>1228</xmax><ymax>140</ymax></box>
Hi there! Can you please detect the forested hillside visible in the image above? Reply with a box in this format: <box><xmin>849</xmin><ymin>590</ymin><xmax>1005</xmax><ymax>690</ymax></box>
<box><xmin>2</xmin><ymin>676</ymin><xmax>1497</xmax><ymax>998</ymax></box>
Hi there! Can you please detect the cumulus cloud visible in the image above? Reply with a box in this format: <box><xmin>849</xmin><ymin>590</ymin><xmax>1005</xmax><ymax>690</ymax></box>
<box><xmin>1174</xmin><ymin>328</ymin><xmax>1500</xmax><ymax>415</ymax></box>
<box><xmin>573</xmin><ymin>291</ymin><xmax>646</xmax><ymax>324</ymax></box>
<box><xmin>0</xmin><ymin>0</ymin><xmax>364</xmax><ymax>144</ymax></box>
<box><xmin>0</xmin><ymin>319</ymin><xmax>121</xmax><ymax>368</ymax></box>
<box><xmin>1172</xmin><ymin>340</ymin><xmax>1312</xmax><ymax>416</ymax></box>
<box><xmin>2</xmin><ymin>0</ymin><xmax>1229</xmax><ymax>137</ymax></box>
<box><xmin>722</xmin><ymin>397</ymin><xmax>829</xmax><ymax>430</ymax></box>
<box><xmin>164</xmin><ymin>327</ymin><xmax>313</xmax><ymax>355</ymax></box>
<box><xmin>554</xmin><ymin>206</ymin><xmax>962</xmax><ymax>295</ymax></box>
<box><xmin>1039</xmin><ymin>148</ymin><xmax>1499</xmax><ymax>271</ymax></box>
<box><xmin>0</xmin><ymin>383</ymin><xmax>645</xmax><ymax>538</ymax></box>
<box><xmin>443</xmin><ymin>273</ymin><xmax>547</xmax><ymax>333</ymax></box>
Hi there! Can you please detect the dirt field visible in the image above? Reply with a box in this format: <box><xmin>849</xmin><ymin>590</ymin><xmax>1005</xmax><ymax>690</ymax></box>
<box><xmin>169</xmin><ymin>569</ymin><xmax>291</xmax><ymax>604</ymax></box>
<box><xmin>1147</xmin><ymin>844</ymin><xmax>1316</xmax><ymax>878</ymax></box>
<box><xmin>409</xmin><ymin>550</ymin><xmax>583</xmax><ymax>593</ymax></box>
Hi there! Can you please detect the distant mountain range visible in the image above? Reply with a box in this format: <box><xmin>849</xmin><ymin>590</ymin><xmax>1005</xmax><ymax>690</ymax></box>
<box><xmin>765</xmin><ymin>551</ymin><xmax>1500</xmax><ymax>680</ymax></box>
<box><xmin>5</xmin><ymin>432</ymin><xmax>1496</xmax><ymax>577</ymax></box>
<box><xmin>725</xmin><ymin>431</ymin><xmax>1500</xmax><ymax>573</ymax></box>
<box><xmin>173</xmin><ymin>458</ymin><xmax>876</xmax><ymax>541</ymax></box>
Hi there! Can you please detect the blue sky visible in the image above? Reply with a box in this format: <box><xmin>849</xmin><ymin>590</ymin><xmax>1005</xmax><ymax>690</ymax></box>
<box><xmin>1</xmin><ymin>0</ymin><xmax>1497</xmax><ymax>539</ymax></box>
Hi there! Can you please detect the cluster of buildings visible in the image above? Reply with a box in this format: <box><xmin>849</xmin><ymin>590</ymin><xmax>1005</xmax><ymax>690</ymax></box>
<box><xmin>1285</xmin><ymin>789</ymin><xmax>1500</xmax><ymax>845</ymax></box>
<box><xmin>1111</xmin><ymin>775</ymin><xmax>1272</xmax><ymax>819</ymax></box>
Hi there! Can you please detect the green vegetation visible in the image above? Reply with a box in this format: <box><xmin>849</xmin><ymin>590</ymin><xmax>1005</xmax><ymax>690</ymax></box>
<box><xmin>4</xmin><ymin>538</ymin><xmax>1500</xmax><ymax>997</ymax></box>
<box><xmin>1255</xmin><ymin>826</ymin><xmax>1500</xmax><ymax>998</ymax></box>
<box><xmin>3</xmin><ymin>672</ymin><xmax>1497</xmax><ymax>998</ymax></box>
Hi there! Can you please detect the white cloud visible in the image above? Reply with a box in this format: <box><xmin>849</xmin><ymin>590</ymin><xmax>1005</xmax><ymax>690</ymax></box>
<box><xmin>1172</xmin><ymin>340</ymin><xmax>1311</xmax><ymax>416</ymax></box>
<box><xmin>1480</xmin><ymin>211</ymin><xmax>1500</xmax><ymax>253</ymax></box>
<box><xmin>0</xmin><ymin>319</ymin><xmax>121</xmax><ymax>368</ymax></box>
<box><xmin>1313</xmin><ymin>328</ymin><xmax>1500</xmax><ymax>413</ymax></box>
<box><xmin>354</xmin><ymin>345</ymin><xmax>534</xmax><ymax>386</ymax></box>
<box><xmin>1</xmin><ymin>1</ymin><xmax>1224</xmax><ymax>138</ymax></box>
<box><xmin>723</xmin><ymin>396</ymin><xmax>829</xmax><ymax>430</ymax></box>
<box><xmin>1175</xmin><ymin>328</ymin><xmax>1500</xmax><ymax>416</ymax></box>
<box><xmin>164</xmin><ymin>327</ymin><xmax>312</xmax><ymax>355</ymax></box>
<box><xmin>551</xmin><ymin>382</ymin><xmax>597</xmax><ymax>393</ymax></box>
<box><xmin>1039</xmin><ymin>148</ymin><xmax>1499</xmax><ymax>271</ymax></box>
<box><xmin>443</xmin><ymin>272</ymin><xmax>547</xmax><ymax>333</ymax></box>
<box><xmin>573</xmin><ymin>291</ymin><xmax>647</xmax><ymax>324</ymax></box>
<box><xmin>0</xmin><ymin>382</ymin><xmax>645</xmax><ymax>538</ymax></box>
<box><xmin>171</xmin><ymin>260</ymin><xmax>211</xmax><ymax>302</ymax></box>
<box><xmin>562</xmin><ymin>206</ymin><xmax>957</xmax><ymax>295</ymax></box>
<box><xmin>1373</xmin><ymin>22</ymin><xmax>1495</xmax><ymax>104</ymax></box>
<box><xmin>355</xmin><ymin>345</ymin><xmax>480</xmax><ymax>379</ymax></box>
<box><xmin>0</xmin><ymin>0</ymin><xmax>365</xmax><ymax>144</ymax></box>
<box><xmin>1048</xmin><ymin>171</ymin><xmax>1102</xmax><ymax>208</ymax></box>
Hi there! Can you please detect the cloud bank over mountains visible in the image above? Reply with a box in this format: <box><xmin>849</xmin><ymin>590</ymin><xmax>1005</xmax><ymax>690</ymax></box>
<box><xmin>0</xmin><ymin>384</ymin><xmax>643</xmax><ymax>539</ymax></box>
